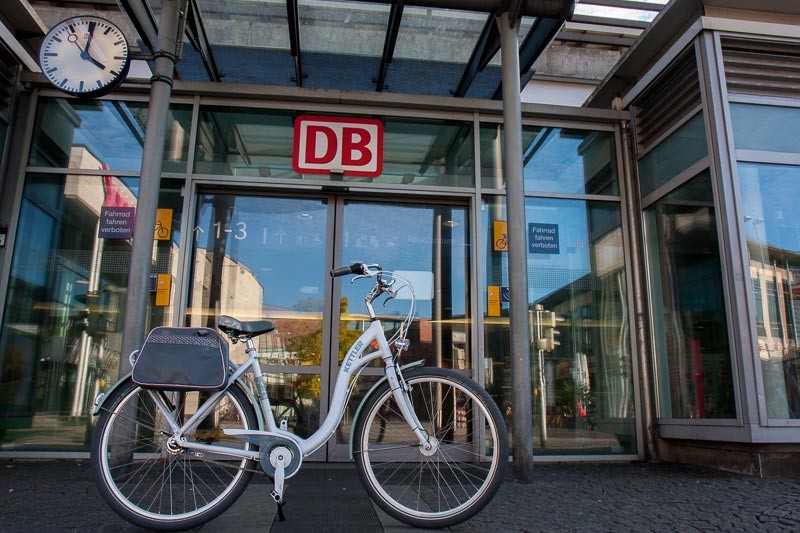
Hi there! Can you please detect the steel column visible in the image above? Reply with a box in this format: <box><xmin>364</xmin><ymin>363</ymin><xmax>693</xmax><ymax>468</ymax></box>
<box><xmin>119</xmin><ymin>0</ymin><xmax>183</xmax><ymax>376</ymax></box>
<box><xmin>499</xmin><ymin>10</ymin><xmax>534</xmax><ymax>483</ymax></box>
<box><xmin>620</xmin><ymin>119</ymin><xmax>658</xmax><ymax>461</ymax></box>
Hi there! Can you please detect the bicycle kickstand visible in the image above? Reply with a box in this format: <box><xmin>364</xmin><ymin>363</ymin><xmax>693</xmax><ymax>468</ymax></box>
<box><xmin>270</xmin><ymin>452</ymin><xmax>289</xmax><ymax>521</ymax></box>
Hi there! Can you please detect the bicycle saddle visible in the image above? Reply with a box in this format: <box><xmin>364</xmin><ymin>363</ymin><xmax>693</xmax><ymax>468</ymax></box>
<box><xmin>217</xmin><ymin>315</ymin><xmax>275</xmax><ymax>338</ymax></box>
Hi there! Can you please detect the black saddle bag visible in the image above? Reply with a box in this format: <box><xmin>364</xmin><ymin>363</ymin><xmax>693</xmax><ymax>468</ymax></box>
<box><xmin>132</xmin><ymin>327</ymin><xmax>229</xmax><ymax>391</ymax></box>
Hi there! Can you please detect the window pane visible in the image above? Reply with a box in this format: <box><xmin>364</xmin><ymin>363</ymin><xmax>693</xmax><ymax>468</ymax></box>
<box><xmin>195</xmin><ymin>106</ymin><xmax>474</xmax><ymax>187</ymax></box>
<box><xmin>29</xmin><ymin>98</ymin><xmax>192</xmax><ymax>172</ymax></box>
<box><xmin>638</xmin><ymin>112</ymin><xmax>707</xmax><ymax>198</ymax></box>
<box><xmin>482</xmin><ymin>196</ymin><xmax>636</xmax><ymax>455</ymax></box>
<box><xmin>480</xmin><ymin>125</ymin><xmax>618</xmax><ymax>195</ymax></box>
<box><xmin>731</xmin><ymin>103</ymin><xmax>800</xmax><ymax>154</ymax></box>
<box><xmin>645</xmin><ymin>170</ymin><xmax>735</xmax><ymax>419</ymax></box>
<box><xmin>0</xmin><ymin>175</ymin><xmax>184</xmax><ymax>450</ymax></box>
<box><xmin>737</xmin><ymin>162</ymin><xmax>800</xmax><ymax>419</ymax></box>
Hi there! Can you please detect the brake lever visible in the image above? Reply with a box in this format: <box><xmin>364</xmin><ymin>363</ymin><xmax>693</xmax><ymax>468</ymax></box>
<box><xmin>382</xmin><ymin>292</ymin><xmax>396</xmax><ymax>307</ymax></box>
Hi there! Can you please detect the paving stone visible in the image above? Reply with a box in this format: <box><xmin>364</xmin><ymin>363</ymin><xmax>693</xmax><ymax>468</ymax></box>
<box><xmin>1</xmin><ymin>461</ymin><xmax>800</xmax><ymax>532</ymax></box>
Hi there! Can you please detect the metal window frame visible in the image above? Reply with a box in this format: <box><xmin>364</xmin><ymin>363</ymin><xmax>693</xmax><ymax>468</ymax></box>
<box><xmin>715</xmin><ymin>30</ymin><xmax>800</xmax><ymax>430</ymax></box>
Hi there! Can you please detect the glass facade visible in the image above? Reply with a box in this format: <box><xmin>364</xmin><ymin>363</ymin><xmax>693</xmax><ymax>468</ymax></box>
<box><xmin>482</xmin><ymin>197</ymin><xmax>636</xmax><ymax>454</ymax></box>
<box><xmin>1</xmin><ymin>94</ymin><xmax>637</xmax><ymax>458</ymax></box>
<box><xmin>0</xmin><ymin>174</ymin><xmax>183</xmax><ymax>450</ymax></box>
<box><xmin>638</xmin><ymin>112</ymin><xmax>707</xmax><ymax>198</ymax></box>
<box><xmin>479</xmin><ymin>124</ymin><xmax>619</xmax><ymax>195</ymax></box>
<box><xmin>195</xmin><ymin>106</ymin><xmax>474</xmax><ymax>187</ymax></box>
<box><xmin>29</xmin><ymin>97</ymin><xmax>192</xmax><ymax>173</ymax></box>
<box><xmin>644</xmin><ymin>171</ymin><xmax>735</xmax><ymax>419</ymax></box>
<box><xmin>733</xmin><ymin>103</ymin><xmax>800</xmax><ymax>419</ymax></box>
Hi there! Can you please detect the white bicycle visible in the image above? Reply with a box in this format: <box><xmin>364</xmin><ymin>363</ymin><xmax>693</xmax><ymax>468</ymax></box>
<box><xmin>90</xmin><ymin>263</ymin><xmax>508</xmax><ymax>530</ymax></box>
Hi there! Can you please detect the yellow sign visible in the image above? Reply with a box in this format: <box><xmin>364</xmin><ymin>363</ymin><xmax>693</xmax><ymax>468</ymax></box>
<box><xmin>154</xmin><ymin>208</ymin><xmax>173</xmax><ymax>241</ymax></box>
<box><xmin>487</xmin><ymin>285</ymin><xmax>500</xmax><ymax>317</ymax></box>
<box><xmin>493</xmin><ymin>220</ymin><xmax>508</xmax><ymax>252</ymax></box>
<box><xmin>155</xmin><ymin>274</ymin><xmax>171</xmax><ymax>307</ymax></box>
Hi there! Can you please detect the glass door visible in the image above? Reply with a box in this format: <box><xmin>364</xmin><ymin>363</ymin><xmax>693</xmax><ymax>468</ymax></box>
<box><xmin>186</xmin><ymin>191</ymin><xmax>471</xmax><ymax>461</ymax></box>
<box><xmin>186</xmin><ymin>192</ymin><xmax>332</xmax><ymax>458</ymax></box>
<box><xmin>328</xmin><ymin>199</ymin><xmax>471</xmax><ymax>460</ymax></box>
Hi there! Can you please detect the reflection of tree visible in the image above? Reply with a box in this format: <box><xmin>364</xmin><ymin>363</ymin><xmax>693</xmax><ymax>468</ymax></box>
<box><xmin>290</xmin><ymin>298</ymin><xmax>361</xmax><ymax>365</ymax></box>
<box><xmin>293</xmin><ymin>297</ymin><xmax>324</xmax><ymax>313</ymax></box>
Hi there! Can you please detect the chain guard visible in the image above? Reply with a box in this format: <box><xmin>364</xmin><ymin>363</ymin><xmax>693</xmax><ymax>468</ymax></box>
<box><xmin>233</xmin><ymin>433</ymin><xmax>302</xmax><ymax>479</ymax></box>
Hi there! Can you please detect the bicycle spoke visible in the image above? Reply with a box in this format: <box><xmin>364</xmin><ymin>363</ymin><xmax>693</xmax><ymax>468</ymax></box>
<box><xmin>356</xmin><ymin>372</ymin><xmax>506</xmax><ymax>525</ymax></box>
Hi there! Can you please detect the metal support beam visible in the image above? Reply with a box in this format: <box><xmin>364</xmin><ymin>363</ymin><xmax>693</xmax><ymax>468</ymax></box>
<box><xmin>498</xmin><ymin>9</ymin><xmax>534</xmax><ymax>484</ymax></box>
<box><xmin>119</xmin><ymin>0</ymin><xmax>183</xmax><ymax>376</ymax></box>
<box><xmin>116</xmin><ymin>0</ymin><xmax>159</xmax><ymax>54</ymax></box>
<box><xmin>286</xmin><ymin>0</ymin><xmax>303</xmax><ymax>87</ymax></box>
<box><xmin>492</xmin><ymin>15</ymin><xmax>562</xmax><ymax>100</ymax></box>
<box><xmin>453</xmin><ymin>14</ymin><xmax>500</xmax><ymax>97</ymax></box>
<box><xmin>185</xmin><ymin>0</ymin><xmax>222</xmax><ymax>82</ymax></box>
<box><xmin>376</xmin><ymin>0</ymin><xmax>404</xmax><ymax>92</ymax></box>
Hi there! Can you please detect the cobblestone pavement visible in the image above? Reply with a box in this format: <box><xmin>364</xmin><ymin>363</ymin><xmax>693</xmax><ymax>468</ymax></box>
<box><xmin>1</xmin><ymin>460</ymin><xmax>800</xmax><ymax>532</ymax></box>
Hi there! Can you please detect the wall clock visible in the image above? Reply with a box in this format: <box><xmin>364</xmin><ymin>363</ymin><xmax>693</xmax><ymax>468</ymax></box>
<box><xmin>39</xmin><ymin>15</ymin><xmax>131</xmax><ymax>98</ymax></box>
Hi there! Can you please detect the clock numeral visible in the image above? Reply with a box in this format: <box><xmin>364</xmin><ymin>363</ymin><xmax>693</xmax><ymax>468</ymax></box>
<box><xmin>96</xmin><ymin>80</ymin><xmax>103</xmax><ymax>88</ymax></box>
<box><xmin>113</xmin><ymin>56</ymin><xmax>125</xmax><ymax>60</ymax></box>
<box><xmin>114</xmin><ymin>40</ymin><xmax>123</xmax><ymax>46</ymax></box>
<box><xmin>52</xmin><ymin>36</ymin><xmax>62</xmax><ymax>43</ymax></box>
<box><xmin>80</xmin><ymin>81</ymin><xmax>84</xmax><ymax>92</ymax></box>
<box><xmin>60</xmin><ymin>78</ymin><xmax>68</xmax><ymax>88</ymax></box>
<box><xmin>46</xmin><ymin>67</ymin><xmax>58</xmax><ymax>74</ymax></box>
<box><xmin>104</xmin><ymin>27</ymin><xmax>112</xmax><ymax>35</ymax></box>
<box><xmin>44</xmin><ymin>53</ymin><xmax>58</xmax><ymax>57</ymax></box>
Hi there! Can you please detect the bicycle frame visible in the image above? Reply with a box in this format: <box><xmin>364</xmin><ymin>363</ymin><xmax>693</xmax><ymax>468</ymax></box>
<box><xmin>147</xmin><ymin>319</ymin><xmax>430</xmax><ymax>462</ymax></box>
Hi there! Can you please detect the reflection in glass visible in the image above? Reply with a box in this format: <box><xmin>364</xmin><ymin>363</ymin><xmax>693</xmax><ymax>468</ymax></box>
<box><xmin>480</xmin><ymin>125</ymin><xmax>618</xmax><ymax>195</ymax></box>
<box><xmin>195</xmin><ymin>107</ymin><xmax>474</xmax><ymax>187</ymax></box>
<box><xmin>482</xmin><ymin>197</ymin><xmax>636</xmax><ymax>454</ymax></box>
<box><xmin>336</xmin><ymin>375</ymin><xmax>379</xmax><ymax>444</ymax></box>
<box><xmin>737</xmin><ymin>163</ymin><xmax>800</xmax><ymax>419</ymax></box>
<box><xmin>731</xmin><ymin>103</ymin><xmax>800</xmax><ymax>155</ymax></box>
<box><xmin>186</xmin><ymin>194</ymin><xmax>328</xmax><ymax>366</ymax></box>
<box><xmin>339</xmin><ymin>202</ymin><xmax>471</xmax><ymax>370</ymax></box>
<box><xmin>645</xmin><ymin>171</ymin><xmax>735</xmax><ymax>419</ymax></box>
<box><xmin>263</xmin><ymin>373</ymin><xmax>320</xmax><ymax>439</ymax></box>
<box><xmin>0</xmin><ymin>175</ymin><xmax>183</xmax><ymax>450</ymax></box>
<box><xmin>29</xmin><ymin>97</ymin><xmax>192</xmax><ymax>172</ymax></box>
<box><xmin>638</xmin><ymin>112</ymin><xmax>707</xmax><ymax>198</ymax></box>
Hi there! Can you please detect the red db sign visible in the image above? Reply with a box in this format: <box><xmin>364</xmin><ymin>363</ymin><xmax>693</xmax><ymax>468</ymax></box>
<box><xmin>293</xmin><ymin>116</ymin><xmax>384</xmax><ymax>178</ymax></box>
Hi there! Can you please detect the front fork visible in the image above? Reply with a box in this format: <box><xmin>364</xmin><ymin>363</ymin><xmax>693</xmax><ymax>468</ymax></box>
<box><xmin>383</xmin><ymin>357</ymin><xmax>435</xmax><ymax>451</ymax></box>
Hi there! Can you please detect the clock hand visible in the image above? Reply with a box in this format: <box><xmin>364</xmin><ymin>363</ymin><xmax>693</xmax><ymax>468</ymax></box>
<box><xmin>85</xmin><ymin>22</ymin><xmax>95</xmax><ymax>53</ymax></box>
<box><xmin>85</xmin><ymin>55</ymin><xmax>107</xmax><ymax>70</ymax></box>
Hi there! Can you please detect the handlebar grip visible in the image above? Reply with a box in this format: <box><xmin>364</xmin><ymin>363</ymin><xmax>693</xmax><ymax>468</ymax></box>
<box><xmin>330</xmin><ymin>263</ymin><xmax>364</xmax><ymax>277</ymax></box>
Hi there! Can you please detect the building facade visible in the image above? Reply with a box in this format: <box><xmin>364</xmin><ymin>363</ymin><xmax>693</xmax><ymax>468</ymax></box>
<box><xmin>0</xmin><ymin>0</ymin><xmax>798</xmax><ymax>475</ymax></box>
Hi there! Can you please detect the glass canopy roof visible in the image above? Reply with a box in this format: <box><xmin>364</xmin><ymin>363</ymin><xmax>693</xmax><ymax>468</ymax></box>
<box><xmin>21</xmin><ymin>0</ymin><xmax>668</xmax><ymax>99</ymax></box>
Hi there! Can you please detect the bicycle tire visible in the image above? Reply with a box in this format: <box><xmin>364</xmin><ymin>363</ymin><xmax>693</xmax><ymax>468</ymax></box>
<box><xmin>91</xmin><ymin>379</ymin><xmax>258</xmax><ymax>531</ymax></box>
<box><xmin>353</xmin><ymin>367</ymin><xmax>508</xmax><ymax>528</ymax></box>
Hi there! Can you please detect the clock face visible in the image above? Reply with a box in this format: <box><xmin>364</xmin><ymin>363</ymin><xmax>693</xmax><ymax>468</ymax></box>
<box><xmin>39</xmin><ymin>16</ymin><xmax>131</xmax><ymax>97</ymax></box>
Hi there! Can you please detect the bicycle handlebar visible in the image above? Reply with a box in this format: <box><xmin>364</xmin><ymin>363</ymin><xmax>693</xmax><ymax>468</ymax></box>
<box><xmin>330</xmin><ymin>263</ymin><xmax>365</xmax><ymax>277</ymax></box>
<box><xmin>330</xmin><ymin>262</ymin><xmax>383</xmax><ymax>278</ymax></box>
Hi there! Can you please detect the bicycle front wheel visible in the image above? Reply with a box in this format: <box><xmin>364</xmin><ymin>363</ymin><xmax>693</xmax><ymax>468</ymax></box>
<box><xmin>353</xmin><ymin>367</ymin><xmax>508</xmax><ymax>528</ymax></box>
<box><xmin>91</xmin><ymin>379</ymin><xmax>258</xmax><ymax>531</ymax></box>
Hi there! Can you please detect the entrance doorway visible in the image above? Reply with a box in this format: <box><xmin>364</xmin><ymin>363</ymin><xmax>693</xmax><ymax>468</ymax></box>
<box><xmin>185</xmin><ymin>190</ymin><xmax>471</xmax><ymax>460</ymax></box>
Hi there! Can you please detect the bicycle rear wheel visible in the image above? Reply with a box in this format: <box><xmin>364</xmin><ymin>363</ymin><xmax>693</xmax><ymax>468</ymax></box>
<box><xmin>91</xmin><ymin>379</ymin><xmax>257</xmax><ymax>531</ymax></box>
<box><xmin>353</xmin><ymin>367</ymin><xmax>508</xmax><ymax>528</ymax></box>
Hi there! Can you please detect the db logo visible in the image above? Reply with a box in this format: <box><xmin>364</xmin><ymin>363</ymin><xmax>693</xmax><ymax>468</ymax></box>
<box><xmin>293</xmin><ymin>116</ymin><xmax>384</xmax><ymax>178</ymax></box>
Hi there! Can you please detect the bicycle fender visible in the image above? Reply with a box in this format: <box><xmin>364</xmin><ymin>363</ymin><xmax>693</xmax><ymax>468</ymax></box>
<box><xmin>348</xmin><ymin>359</ymin><xmax>425</xmax><ymax>460</ymax></box>
<box><xmin>92</xmin><ymin>374</ymin><xmax>133</xmax><ymax>416</ymax></box>
<box><xmin>92</xmin><ymin>375</ymin><xmax>265</xmax><ymax>431</ymax></box>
